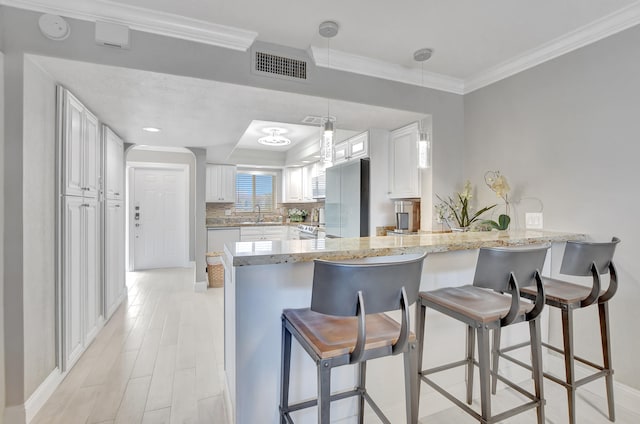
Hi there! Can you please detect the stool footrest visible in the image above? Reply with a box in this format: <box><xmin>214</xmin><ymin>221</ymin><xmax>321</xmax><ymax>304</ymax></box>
<box><xmin>281</xmin><ymin>387</ymin><xmax>392</xmax><ymax>424</ymax></box>
<box><xmin>421</xmin><ymin>357</ymin><xmax>542</xmax><ymax>424</ymax></box>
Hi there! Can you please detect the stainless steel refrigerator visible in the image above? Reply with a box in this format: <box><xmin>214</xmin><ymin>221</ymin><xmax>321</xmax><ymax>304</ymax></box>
<box><xmin>325</xmin><ymin>158</ymin><xmax>370</xmax><ymax>238</ymax></box>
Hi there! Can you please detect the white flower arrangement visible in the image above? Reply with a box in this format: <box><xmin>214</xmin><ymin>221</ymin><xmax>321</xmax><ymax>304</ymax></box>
<box><xmin>288</xmin><ymin>208</ymin><xmax>308</xmax><ymax>222</ymax></box>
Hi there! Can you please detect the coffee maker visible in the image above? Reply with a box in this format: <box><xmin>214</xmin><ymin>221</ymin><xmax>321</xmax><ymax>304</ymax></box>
<box><xmin>394</xmin><ymin>200</ymin><xmax>420</xmax><ymax>233</ymax></box>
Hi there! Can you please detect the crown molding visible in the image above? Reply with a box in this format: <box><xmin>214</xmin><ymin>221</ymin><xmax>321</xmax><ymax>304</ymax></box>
<box><xmin>0</xmin><ymin>0</ymin><xmax>257</xmax><ymax>51</ymax></box>
<box><xmin>310</xmin><ymin>46</ymin><xmax>465</xmax><ymax>95</ymax></box>
<box><xmin>463</xmin><ymin>1</ymin><xmax>640</xmax><ymax>93</ymax></box>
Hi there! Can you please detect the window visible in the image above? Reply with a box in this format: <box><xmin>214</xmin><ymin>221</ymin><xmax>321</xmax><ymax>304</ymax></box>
<box><xmin>235</xmin><ymin>171</ymin><xmax>275</xmax><ymax>212</ymax></box>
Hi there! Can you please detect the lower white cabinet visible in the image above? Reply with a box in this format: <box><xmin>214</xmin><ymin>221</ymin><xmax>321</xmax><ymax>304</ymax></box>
<box><xmin>63</xmin><ymin>196</ymin><xmax>102</xmax><ymax>370</ymax></box>
<box><xmin>207</xmin><ymin>228</ymin><xmax>241</xmax><ymax>252</ymax></box>
<box><xmin>240</xmin><ymin>226</ymin><xmax>288</xmax><ymax>241</ymax></box>
<box><xmin>105</xmin><ymin>199</ymin><xmax>126</xmax><ymax>320</ymax></box>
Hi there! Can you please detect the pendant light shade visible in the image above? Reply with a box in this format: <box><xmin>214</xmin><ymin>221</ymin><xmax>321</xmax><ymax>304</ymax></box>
<box><xmin>417</xmin><ymin>131</ymin><xmax>432</xmax><ymax>169</ymax></box>
<box><xmin>319</xmin><ymin>21</ymin><xmax>339</xmax><ymax>166</ymax></box>
<box><xmin>415</xmin><ymin>48</ymin><xmax>434</xmax><ymax>169</ymax></box>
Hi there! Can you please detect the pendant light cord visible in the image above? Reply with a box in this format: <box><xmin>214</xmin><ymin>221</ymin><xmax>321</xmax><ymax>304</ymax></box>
<box><xmin>327</xmin><ymin>37</ymin><xmax>331</xmax><ymax>120</ymax></box>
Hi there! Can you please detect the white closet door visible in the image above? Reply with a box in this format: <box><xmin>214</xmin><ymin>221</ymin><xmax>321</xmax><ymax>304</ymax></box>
<box><xmin>83</xmin><ymin>111</ymin><xmax>100</xmax><ymax>198</ymax></box>
<box><xmin>63</xmin><ymin>92</ymin><xmax>85</xmax><ymax>197</ymax></box>
<box><xmin>105</xmin><ymin>199</ymin><xmax>125</xmax><ymax>319</ymax></box>
<box><xmin>64</xmin><ymin>197</ymin><xmax>85</xmax><ymax>370</ymax></box>
<box><xmin>84</xmin><ymin>197</ymin><xmax>101</xmax><ymax>344</ymax></box>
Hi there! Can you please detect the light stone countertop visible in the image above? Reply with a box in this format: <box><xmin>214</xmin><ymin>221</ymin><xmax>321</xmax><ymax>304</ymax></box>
<box><xmin>225</xmin><ymin>229</ymin><xmax>584</xmax><ymax>267</ymax></box>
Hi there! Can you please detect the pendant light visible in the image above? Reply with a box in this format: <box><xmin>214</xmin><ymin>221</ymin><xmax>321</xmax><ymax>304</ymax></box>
<box><xmin>319</xmin><ymin>21</ymin><xmax>338</xmax><ymax>166</ymax></box>
<box><xmin>414</xmin><ymin>48</ymin><xmax>433</xmax><ymax>169</ymax></box>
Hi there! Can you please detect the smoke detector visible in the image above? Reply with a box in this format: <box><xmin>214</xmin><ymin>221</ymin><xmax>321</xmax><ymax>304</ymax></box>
<box><xmin>38</xmin><ymin>14</ymin><xmax>71</xmax><ymax>41</ymax></box>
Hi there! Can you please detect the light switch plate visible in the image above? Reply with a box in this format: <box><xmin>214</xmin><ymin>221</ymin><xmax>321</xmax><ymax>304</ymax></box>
<box><xmin>525</xmin><ymin>212</ymin><xmax>543</xmax><ymax>230</ymax></box>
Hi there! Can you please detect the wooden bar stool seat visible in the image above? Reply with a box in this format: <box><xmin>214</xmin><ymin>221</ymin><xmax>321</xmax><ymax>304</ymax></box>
<box><xmin>494</xmin><ymin>237</ymin><xmax>620</xmax><ymax>424</ymax></box>
<box><xmin>416</xmin><ymin>245</ymin><xmax>550</xmax><ymax>424</ymax></box>
<box><xmin>279</xmin><ymin>253</ymin><xmax>427</xmax><ymax>424</ymax></box>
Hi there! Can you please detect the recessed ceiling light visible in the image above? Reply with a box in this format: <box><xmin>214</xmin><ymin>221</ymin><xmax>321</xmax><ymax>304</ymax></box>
<box><xmin>258</xmin><ymin>128</ymin><xmax>291</xmax><ymax>146</ymax></box>
<box><xmin>302</xmin><ymin>160</ymin><xmax>311</xmax><ymax>163</ymax></box>
<box><xmin>142</xmin><ymin>127</ymin><xmax>161</xmax><ymax>133</ymax></box>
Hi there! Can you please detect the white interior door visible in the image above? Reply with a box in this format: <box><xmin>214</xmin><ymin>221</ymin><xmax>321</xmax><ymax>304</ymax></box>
<box><xmin>130</xmin><ymin>165</ymin><xmax>189</xmax><ymax>270</ymax></box>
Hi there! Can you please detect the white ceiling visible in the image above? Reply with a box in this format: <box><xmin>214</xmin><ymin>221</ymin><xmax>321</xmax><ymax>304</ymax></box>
<box><xmin>30</xmin><ymin>55</ymin><xmax>424</xmax><ymax>162</ymax></box>
<box><xmin>17</xmin><ymin>0</ymin><xmax>640</xmax><ymax>162</ymax></box>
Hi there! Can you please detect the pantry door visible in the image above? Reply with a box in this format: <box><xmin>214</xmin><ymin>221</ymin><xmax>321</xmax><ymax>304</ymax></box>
<box><xmin>130</xmin><ymin>164</ymin><xmax>189</xmax><ymax>270</ymax></box>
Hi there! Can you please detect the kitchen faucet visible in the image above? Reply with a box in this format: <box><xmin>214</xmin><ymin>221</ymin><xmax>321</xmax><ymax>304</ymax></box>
<box><xmin>255</xmin><ymin>204</ymin><xmax>264</xmax><ymax>223</ymax></box>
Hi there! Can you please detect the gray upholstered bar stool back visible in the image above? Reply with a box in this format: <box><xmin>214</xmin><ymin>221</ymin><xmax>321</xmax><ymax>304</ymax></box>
<box><xmin>495</xmin><ymin>237</ymin><xmax>620</xmax><ymax>424</ymax></box>
<box><xmin>280</xmin><ymin>253</ymin><xmax>426</xmax><ymax>424</ymax></box>
<box><xmin>416</xmin><ymin>244</ymin><xmax>550</xmax><ymax>424</ymax></box>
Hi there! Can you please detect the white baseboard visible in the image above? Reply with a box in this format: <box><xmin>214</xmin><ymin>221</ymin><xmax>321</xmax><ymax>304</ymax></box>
<box><xmin>194</xmin><ymin>280</ymin><xmax>208</xmax><ymax>292</ymax></box>
<box><xmin>24</xmin><ymin>368</ymin><xmax>64</xmax><ymax>423</ymax></box>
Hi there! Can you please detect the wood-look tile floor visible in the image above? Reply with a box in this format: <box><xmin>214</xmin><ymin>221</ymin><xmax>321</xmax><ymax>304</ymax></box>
<box><xmin>32</xmin><ymin>267</ymin><xmax>640</xmax><ymax>424</ymax></box>
<box><xmin>32</xmin><ymin>267</ymin><xmax>229</xmax><ymax>424</ymax></box>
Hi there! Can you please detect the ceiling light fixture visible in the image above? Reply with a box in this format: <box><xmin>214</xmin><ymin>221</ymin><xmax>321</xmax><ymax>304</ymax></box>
<box><xmin>319</xmin><ymin>21</ymin><xmax>339</xmax><ymax>166</ymax></box>
<box><xmin>142</xmin><ymin>127</ymin><xmax>161</xmax><ymax>133</ymax></box>
<box><xmin>414</xmin><ymin>48</ymin><xmax>433</xmax><ymax>169</ymax></box>
<box><xmin>258</xmin><ymin>128</ymin><xmax>291</xmax><ymax>146</ymax></box>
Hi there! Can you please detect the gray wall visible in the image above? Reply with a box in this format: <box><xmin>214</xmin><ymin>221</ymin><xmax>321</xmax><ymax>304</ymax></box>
<box><xmin>464</xmin><ymin>25</ymin><xmax>640</xmax><ymax>389</ymax></box>
<box><xmin>0</xmin><ymin>49</ymin><xmax>6</xmax><ymax>423</ymax></box>
<box><xmin>1</xmin><ymin>5</ymin><xmax>463</xmax><ymax>413</ymax></box>
<box><xmin>22</xmin><ymin>57</ymin><xmax>57</xmax><ymax>399</ymax></box>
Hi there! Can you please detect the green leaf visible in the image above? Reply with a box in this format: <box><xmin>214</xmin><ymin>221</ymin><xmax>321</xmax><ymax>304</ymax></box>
<box><xmin>497</xmin><ymin>214</ymin><xmax>510</xmax><ymax>230</ymax></box>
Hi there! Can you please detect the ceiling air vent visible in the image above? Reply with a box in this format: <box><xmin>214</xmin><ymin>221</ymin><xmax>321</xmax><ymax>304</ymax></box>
<box><xmin>254</xmin><ymin>51</ymin><xmax>307</xmax><ymax>81</ymax></box>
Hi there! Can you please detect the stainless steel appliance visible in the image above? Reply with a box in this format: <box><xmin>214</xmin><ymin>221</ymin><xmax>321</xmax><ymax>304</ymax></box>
<box><xmin>394</xmin><ymin>200</ymin><xmax>420</xmax><ymax>233</ymax></box>
<box><xmin>325</xmin><ymin>159</ymin><xmax>369</xmax><ymax>238</ymax></box>
<box><xmin>297</xmin><ymin>224</ymin><xmax>319</xmax><ymax>239</ymax></box>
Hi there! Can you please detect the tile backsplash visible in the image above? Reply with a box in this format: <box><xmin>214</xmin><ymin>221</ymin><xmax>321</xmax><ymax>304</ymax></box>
<box><xmin>206</xmin><ymin>202</ymin><xmax>324</xmax><ymax>226</ymax></box>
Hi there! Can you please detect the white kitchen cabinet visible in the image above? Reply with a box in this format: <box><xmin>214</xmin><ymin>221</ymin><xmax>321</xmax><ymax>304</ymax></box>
<box><xmin>283</xmin><ymin>167</ymin><xmax>304</xmax><ymax>202</ymax></box>
<box><xmin>240</xmin><ymin>226</ymin><xmax>288</xmax><ymax>241</ymax></box>
<box><xmin>207</xmin><ymin>227</ymin><xmax>241</xmax><ymax>252</ymax></box>
<box><xmin>62</xmin><ymin>90</ymin><xmax>100</xmax><ymax>198</ymax></box>
<box><xmin>388</xmin><ymin>122</ymin><xmax>421</xmax><ymax>199</ymax></box>
<box><xmin>283</xmin><ymin>163</ymin><xmax>318</xmax><ymax>203</ymax></box>
<box><xmin>206</xmin><ymin>164</ymin><xmax>237</xmax><ymax>202</ymax></box>
<box><xmin>105</xmin><ymin>199</ymin><xmax>126</xmax><ymax>320</ymax></box>
<box><xmin>333</xmin><ymin>131</ymin><xmax>369</xmax><ymax>165</ymax></box>
<box><xmin>104</xmin><ymin>125</ymin><xmax>124</xmax><ymax>200</ymax></box>
<box><xmin>63</xmin><ymin>196</ymin><xmax>102</xmax><ymax>370</ymax></box>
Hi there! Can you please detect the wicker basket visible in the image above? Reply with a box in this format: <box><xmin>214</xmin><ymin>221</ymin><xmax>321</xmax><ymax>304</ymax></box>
<box><xmin>207</xmin><ymin>263</ymin><xmax>224</xmax><ymax>288</ymax></box>
<box><xmin>206</xmin><ymin>252</ymin><xmax>224</xmax><ymax>288</ymax></box>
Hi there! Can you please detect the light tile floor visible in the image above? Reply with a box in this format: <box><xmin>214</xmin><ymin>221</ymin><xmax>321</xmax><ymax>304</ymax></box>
<box><xmin>32</xmin><ymin>267</ymin><xmax>640</xmax><ymax>423</ymax></box>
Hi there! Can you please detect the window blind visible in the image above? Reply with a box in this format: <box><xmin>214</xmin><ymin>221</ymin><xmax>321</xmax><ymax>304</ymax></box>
<box><xmin>235</xmin><ymin>172</ymin><xmax>274</xmax><ymax>212</ymax></box>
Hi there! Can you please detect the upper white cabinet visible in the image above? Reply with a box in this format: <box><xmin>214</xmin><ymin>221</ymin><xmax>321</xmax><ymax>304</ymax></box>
<box><xmin>283</xmin><ymin>162</ymin><xmax>320</xmax><ymax>203</ymax></box>
<box><xmin>104</xmin><ymin>125</ymin><xmax>124</xmax><ymax>200</ymax></box>
<box><xmin>388</xmin><ymin>122</ymin><xmax>421</xmax><ymax>199</ymax></box>
<box><xmin>333</xmin><ymin>131</ymin><xmax>369</xmax><ymax>166</ymax></box>
<box><xmin>283</xmin><ymin>166</ymin><xmax>304</xmax><ymax>202</ymax></box>
<box><xmin>206</xmin><ymin>164</ymin><xmax>237</xmax><ymax>203</ymax></box>
<box><xmin>62</xmin><ymin>90</ymin><xmax>100</xmax><ymax>198</ymax></box>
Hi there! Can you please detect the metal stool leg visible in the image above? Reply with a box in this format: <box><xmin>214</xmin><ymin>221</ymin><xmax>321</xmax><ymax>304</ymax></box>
<box><xmin>358</xmin><ymin>361</ymin><xmax>366</xmax><ymax>424</ymax></box>
<box><xmin>405</xmin><ymin>340</ymin><xmax>419</xmax><ymax>424</ymax></box>
<box><xmin>466</xmin><ymin>325</ymin><xmax>476</xmax><ymax>405</ymax></box>
<box><xmin>477</xmin><ymin>326</ymin><xmax>492</xmax><ymax>422</ymax></box>
<box><xmin>599</xmin><ymin>302</ymin><xmax>616</xmax><ymax>422</ymax></box>
<box><xmin>280</xmin><ymin>319</ymin><xmax>292</xmax><ymax>424</ymax></box>
<box><xmin>416</xmin><ymin>300</ymin><xmax>427</xmax><ymax>403</ymax></box>
<box><xmin>530</xmin><ymin>318</ymin><xmax>546</xmax><ymax>424</ymax></box>
<box><xmin>318</xmin><ymin>359</ymin><xmax>332</xmax><ymax>424</ymax></box>
<box><xmin>562</xmin><ymin>307</ymin><xmax>577</xmax><ymax>424</ymax></box>
<box><xmin>491</xmin><ymin>327</ymin><xmax>502</xmax><ymax>395</ymax></box>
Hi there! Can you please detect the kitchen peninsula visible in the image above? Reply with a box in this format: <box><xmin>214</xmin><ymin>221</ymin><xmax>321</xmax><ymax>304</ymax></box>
<box><xmin>220</xmin><ymin>230</ymin><xmax>583</xmax><ymax>424</ymax></box>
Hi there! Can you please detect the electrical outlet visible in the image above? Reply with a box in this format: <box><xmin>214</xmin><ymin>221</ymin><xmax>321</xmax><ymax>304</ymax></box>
<box><xmin>225</xmin><ymin>209</ymin><xmax>232</xmax><ymax>216</ymax></box>
<box><xmin>525</xmin><ymin>212</ymin><xmax>543</xmax><ymax>230</ymax></box>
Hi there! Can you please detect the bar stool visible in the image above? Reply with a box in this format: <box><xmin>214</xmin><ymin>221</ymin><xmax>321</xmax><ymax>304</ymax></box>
<box><xmin>416</xmin><ymin>245</ymin><xmax>549</xmax><ymax>423</ymax></box>
<box><xmin>279</xmin><ymin>253</ymin><xmax>426</xmax><ymax>424</ymax></box>
<box><xmin>493</xmin><ymin>237</ymin><xmax>620</xmax><ymax>424</ymax></box>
